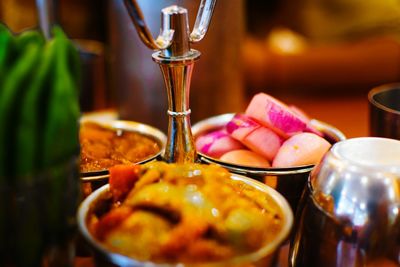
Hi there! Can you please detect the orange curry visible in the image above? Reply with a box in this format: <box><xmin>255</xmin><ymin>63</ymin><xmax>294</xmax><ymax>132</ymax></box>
<box><xmin>80</xmin><ymin>122</ymin><xmax>160</xmax><ymax>172</ymax></box>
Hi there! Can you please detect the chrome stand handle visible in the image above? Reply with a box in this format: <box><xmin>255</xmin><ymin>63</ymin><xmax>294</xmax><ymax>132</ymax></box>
<box><xmin>123</xmin><ymin>0</ymin><xmax>217</xmax><ymax>163</ymax></box>
<box><xmin>190</xmin><ymin>0</ymin><xmax>217</xmax><ymax>42</ymax></box>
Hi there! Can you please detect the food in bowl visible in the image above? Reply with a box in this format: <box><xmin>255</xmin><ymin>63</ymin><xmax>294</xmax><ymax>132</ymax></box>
<box><xmin>220</xmin><ymin>150</ymin><xmax>271</xmax><ymax>168</ymax></box>
<box><xmin>196</xmin><ymin>93</ymin><xmax>332</xmax><ymax>168</ymax></box>
<box><xmin>80</xmin><ymin>121</ymin><xmax>161</xmax><ymax>173</ymax></box>
<box><xmin>85</xmin><ymin>162</ymin><xmax>289</xmax><ymax>264</ymax></box>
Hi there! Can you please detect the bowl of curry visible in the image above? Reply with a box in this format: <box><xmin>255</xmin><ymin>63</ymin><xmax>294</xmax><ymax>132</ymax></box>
<box><xmin>79</xmin><ymin>120</ymin><xmax>167</xmax><ymax>196</ymax></box>
<box><xmin>78</xmin><ymin>162</ymin><xmax>293</xmax><ymax>267</ymax></box>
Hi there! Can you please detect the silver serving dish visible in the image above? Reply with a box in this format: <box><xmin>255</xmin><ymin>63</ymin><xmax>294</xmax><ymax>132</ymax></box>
<box><xmin>192</xmin><ymin>113</ymin><xmax>346</xmax><ymax>212</ymax></box>
<box><xmin>78</xmin><ymin>173</ymin><xmax>293</xmax><ymax>267</ymax></box>
<box><xmin>80</xmin><ymin>119</ymin><xmax>167</xmax><ymax>196</ymax></box>
<box><xmin>290</xmin><ymin>137</ymin><xmax>400</xmax><ymax>267</ymax></box>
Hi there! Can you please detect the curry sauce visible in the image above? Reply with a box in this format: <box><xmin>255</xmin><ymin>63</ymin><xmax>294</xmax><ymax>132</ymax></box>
<box><xmin>80</xmin><ymin>122</ymin><xmax>160</xmax><ymax>172</ymax></box>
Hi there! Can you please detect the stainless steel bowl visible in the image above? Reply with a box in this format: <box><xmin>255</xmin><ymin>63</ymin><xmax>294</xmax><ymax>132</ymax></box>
<box><xmin>192</xmin><ymin>113</ymin><xmax>345</xmax><ymax>212</ymax></box>
<box><xmin>80</xmin><ymin>119</ymin><xmax>167</xmax><ymax>197</ymax></box>
<box><xmin>78</xmin><ymin>173</ymin><xmax>293</xmax><ymax>267</ymax></box>
<box><xmin>290</xmin><ymin>137</ymin><xmax>400</xmax><ymax>267</ymax></box>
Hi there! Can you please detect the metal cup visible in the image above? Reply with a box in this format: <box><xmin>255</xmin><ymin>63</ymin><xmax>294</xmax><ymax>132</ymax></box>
<box><xmin>369</xmin><ymin>83</ymin><xmax>400</xmax><ymax>139</ymax></box>
<box><xmin>289</xmin><ymin>137</ymin><xmax>400</xmax><ymax>267</ymax></box>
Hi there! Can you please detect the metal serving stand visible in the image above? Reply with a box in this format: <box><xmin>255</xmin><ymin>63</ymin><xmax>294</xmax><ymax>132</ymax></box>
<box><xmin>123</xmin><ymin>0</ymin><xmax>217</xmax><ymax>163</ymax></box>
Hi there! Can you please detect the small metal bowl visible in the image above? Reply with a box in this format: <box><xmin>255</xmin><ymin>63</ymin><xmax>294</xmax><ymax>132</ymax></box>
<box><xmin>78</xmin><ymin>173</ymin><xmax>293</xmax><ymax>267</ymax></box>
<box><xmin>80</xmin><ymin>119</ymin><xmax>167</xmax><ymax>197</ymax></box>
<box><xmin>192</xmin><ymin>113</ymin><xmax>346</xmax><ymax>212</ymax></box>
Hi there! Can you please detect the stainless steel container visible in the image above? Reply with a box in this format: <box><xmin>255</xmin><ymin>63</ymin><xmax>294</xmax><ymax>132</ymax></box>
<box><xmin>78</xmin><ymin>173</ymin><xmax>293</xmax><ymax>267</ymax></box>
<box><xmin>290</xmin><ymin>137</ymin><xmax>400</xmax><ymax>267</ymax></box>
<box><xmin>191</xmin><ymin>113</ymin><xmax>346</xmax><ymax>213</ymax></box>
<box><xmin>80</xmin><ymin>119</ymin><xmax>167</xmax><ymax>197</ymax></box>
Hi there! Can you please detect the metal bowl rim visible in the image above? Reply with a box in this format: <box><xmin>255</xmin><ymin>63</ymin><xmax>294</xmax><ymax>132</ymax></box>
<box><xmin>368</xmin><ymin>83</ymin><xmax>400</xmax><ymax>116</ymax></box>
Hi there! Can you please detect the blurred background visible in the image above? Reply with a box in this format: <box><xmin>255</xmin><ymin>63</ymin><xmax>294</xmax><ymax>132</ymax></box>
<box><xmin>2</xmin><ymin>0</ymin><xmax>400</xmax><ymax>137</ymax></box>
